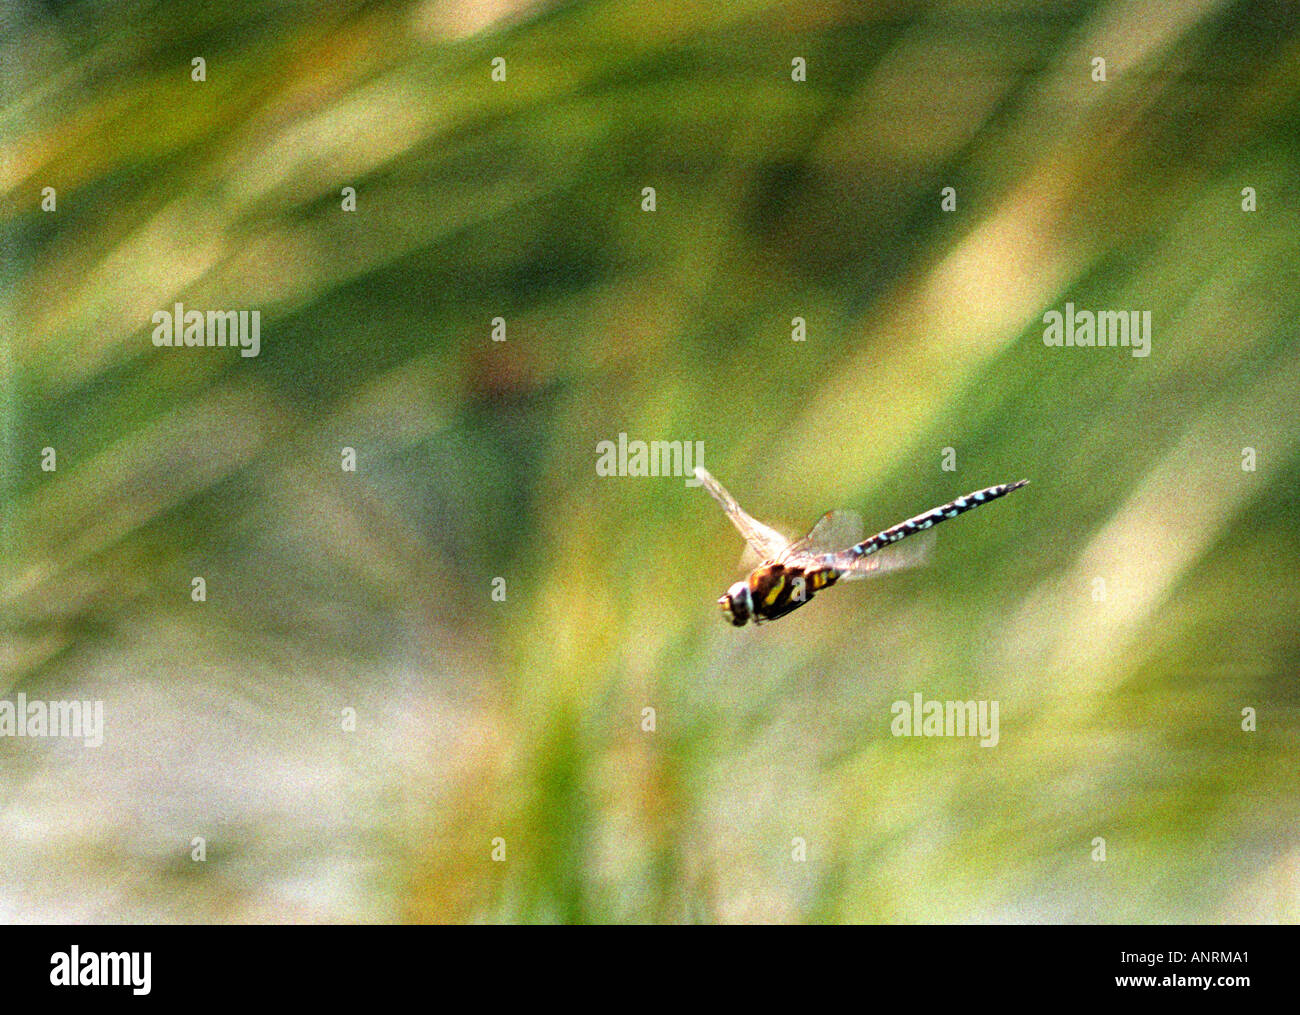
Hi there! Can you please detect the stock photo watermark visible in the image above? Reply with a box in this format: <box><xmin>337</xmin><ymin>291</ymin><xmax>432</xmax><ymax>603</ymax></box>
<box><xmin>595</xmin><ymin>433</ymin><xmax>705</xmax><ymax>486</ymax></box>
<box><xmin>0</xmin><ymin>694</ymin><xmax>104</xmax><ymax>747</ymax></box>
<box><xmin>50</xmin><ymin>947</ymin><xmax>150</xmax><ymax>995</ymax></box>
<box><xmin>151</xmin><ymin>302</ymin><xmax>261</xmax><ymax>358</ymax></box>
<box><xmin>891</xmin><ymin>693</ymin><xmax>999</xmax><ymax>747</ymax></box>
<box><xmin>1042</xmin><ymin>302</ymin><xmax>1151</xmax><ymax>358</ymax></box>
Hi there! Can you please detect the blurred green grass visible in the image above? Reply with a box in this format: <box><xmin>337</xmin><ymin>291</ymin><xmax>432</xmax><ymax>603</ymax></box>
<box><xmin>2</xmin><ymin>0</ymin><xmax>1299</xmax><ymax>922</ymax></box>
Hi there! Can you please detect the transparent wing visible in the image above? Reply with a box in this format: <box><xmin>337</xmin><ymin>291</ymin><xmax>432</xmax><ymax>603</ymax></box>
<box><xmin>694</xmin><ymin>466</ymin><xmax>791</xmax><ymax>561</ymax></box>
<box><xmin>833</xmin><ymin>526</ymin><xmax>936</xmax><ymax>581</ymax></box>
<box><xmin>780</xmin><ymin>509</ymin><xmax>864</xmax><ymax>563</ymax></box>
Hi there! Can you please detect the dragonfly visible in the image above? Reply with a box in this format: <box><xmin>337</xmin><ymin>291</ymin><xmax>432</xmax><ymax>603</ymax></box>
<box><xmin>695</xmin><ymin>466</ymin><xmax>1029</xmax><ymax>626</ymax></box>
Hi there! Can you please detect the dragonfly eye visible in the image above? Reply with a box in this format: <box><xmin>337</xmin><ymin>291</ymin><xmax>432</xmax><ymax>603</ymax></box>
<box><xmin>719</xmin><ymin>582</ymin><xmax>750</xmax><ymax>626</ymax></box>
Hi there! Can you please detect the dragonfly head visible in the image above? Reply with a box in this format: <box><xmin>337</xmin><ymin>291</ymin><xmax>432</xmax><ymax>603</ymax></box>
<box><xmin>718</xmin><ymin>580</ymin><xmax>753</xmax><ymax>626</ymax></box>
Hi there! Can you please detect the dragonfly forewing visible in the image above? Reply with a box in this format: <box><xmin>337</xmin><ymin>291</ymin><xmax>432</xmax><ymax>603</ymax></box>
<box><xmin>693</xmin><ymin>466</ymin><xmax>791</xmax><ymax>561</ymax></box>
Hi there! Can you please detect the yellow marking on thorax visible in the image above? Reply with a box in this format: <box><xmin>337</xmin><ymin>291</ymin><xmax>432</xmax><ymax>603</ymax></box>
<box><xmin>762</xmin><ymin>574</ymin><xmax>786</xmax><ymax>606</ymax></box>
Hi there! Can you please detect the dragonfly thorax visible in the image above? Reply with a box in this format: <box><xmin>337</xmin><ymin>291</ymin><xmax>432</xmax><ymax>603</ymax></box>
<box><xmin>719</xmin><ymin>579</ymin><xmax>753</xmax><ymax>626</ymax></box>
<box><xmin>718</xmin><ymin>563</ymin><xmax>833</xmax><ymax>626</ymax></box>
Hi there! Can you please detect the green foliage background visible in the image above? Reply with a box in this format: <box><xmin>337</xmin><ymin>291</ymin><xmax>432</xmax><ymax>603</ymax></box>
<box><xmin>2</xmin><ymin>0</ymin><xmax>1298</xmax><ymax>922</ymax></box>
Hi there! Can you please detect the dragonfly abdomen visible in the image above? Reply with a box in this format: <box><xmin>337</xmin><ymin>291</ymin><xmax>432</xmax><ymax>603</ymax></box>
<box><xmin>848</xmin><ymin>479</ymin><xmax>1029</xmax><ymax>560</ymax></box>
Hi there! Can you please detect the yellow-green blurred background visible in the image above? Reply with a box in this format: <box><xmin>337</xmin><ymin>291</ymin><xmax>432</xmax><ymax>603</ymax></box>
<box><xmin>2</xmin><ymin>0</ymin><xmax>1298</xmax><ymax>922</ymax></box>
